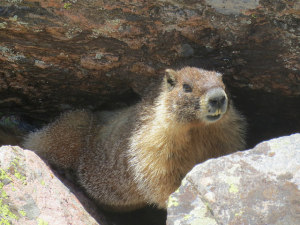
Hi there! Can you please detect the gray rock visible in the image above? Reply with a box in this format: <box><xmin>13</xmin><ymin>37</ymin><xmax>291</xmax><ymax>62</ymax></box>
<box><xmin>0</xmin><ymin>145</ymin><xmax>106</xmax><ymax>225</ymax></box>
<box><xmin>167</xmin><ymin>133</ymin><xmax>300</xmax><ymax>225</ymax></box>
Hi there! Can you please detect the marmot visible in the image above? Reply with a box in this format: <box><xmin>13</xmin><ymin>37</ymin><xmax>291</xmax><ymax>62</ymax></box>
<box><xmin>23</xmin><ymin>67</ymin><xmax>246</xmax><ymax>211</ymax></box>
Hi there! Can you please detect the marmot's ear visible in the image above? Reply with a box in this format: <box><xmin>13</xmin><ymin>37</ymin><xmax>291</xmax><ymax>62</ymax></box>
<box><xmin>164</xmin><ymin>69</ymin><xmax>177</xmax><ymax>90</ymax></box>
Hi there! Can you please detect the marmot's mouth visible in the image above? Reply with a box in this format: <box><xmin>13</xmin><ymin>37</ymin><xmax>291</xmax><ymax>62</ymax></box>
<box><xmin>206</xmin><ymin>114</ymin><xmax>221</xmax><ymax>121</ymax></box>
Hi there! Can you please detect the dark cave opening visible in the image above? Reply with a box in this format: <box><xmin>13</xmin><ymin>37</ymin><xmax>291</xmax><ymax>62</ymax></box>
<box><xmin>230</xmin><ymin>87</ymin><xmax>300</xmax><ymax>149</ymax></box>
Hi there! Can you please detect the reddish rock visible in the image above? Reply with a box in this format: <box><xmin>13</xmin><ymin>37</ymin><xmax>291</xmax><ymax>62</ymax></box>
<box><xmin>0</xmin><ymin>1</ymin><xmax>299</xmax><ymax>157</ymax></box>
<box><xmin>0</xmin><ymin>145</ymin><xmax>107</xmax><ymax>225</ymax></box>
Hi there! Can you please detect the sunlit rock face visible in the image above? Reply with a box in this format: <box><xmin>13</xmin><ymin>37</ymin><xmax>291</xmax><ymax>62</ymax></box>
<box><xmin>167</xmin><ymin>134</ymin><xmax>300</xmax><ymax>225</ymax></box>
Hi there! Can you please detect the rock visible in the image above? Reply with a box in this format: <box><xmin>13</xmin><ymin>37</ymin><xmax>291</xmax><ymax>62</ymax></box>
<box><xmin>0</xmin><ymin>2</ymin><xmax>299</xmax><ymax>148</ymax></box>
<box><xmin>167</xmin><ymin>133</ymin><xmax>300</xmax><ymax>225</ymax></box>
<box><xmin>0</xmin><ymin>145</ymin><xmax>107</xmax><ymax>225</ymax></box>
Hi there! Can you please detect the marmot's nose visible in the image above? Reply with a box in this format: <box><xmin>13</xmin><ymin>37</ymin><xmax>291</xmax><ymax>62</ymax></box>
<box><xmin>206</xmin><ymin>88</ymin><xmax>228</xmax><ymax>113</ymax></box>
<box><xmin>208</xmin><ymin>95</ymin><xmax>226</xmax><ymax>108</ymax></box>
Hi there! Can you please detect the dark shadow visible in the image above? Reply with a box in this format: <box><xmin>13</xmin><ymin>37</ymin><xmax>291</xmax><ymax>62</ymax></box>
<box><xmin>103</xmin><ymin>206</ymin><xmax>167</xmax><ymax>225</ymax></box>
<box><xmin>229</xmin><ymin>87</ymin><xmax>300</xmax><ymax>149</ymax></box>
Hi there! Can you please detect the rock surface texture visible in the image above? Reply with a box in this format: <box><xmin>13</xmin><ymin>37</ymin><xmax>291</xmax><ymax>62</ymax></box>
<box><xmin>0</xmin><ymin>0</ymin><xmax>299</xmax><ymax>147</ymax></box>
<box><xmin>167</xmin><ymin>133</ymin><xmax>300</xmax><ymax>225</ymax></box>
<box><xmin>0</xmin><ymin>145</ymin><xmax>106</xmax><ymax>225</ymax></box>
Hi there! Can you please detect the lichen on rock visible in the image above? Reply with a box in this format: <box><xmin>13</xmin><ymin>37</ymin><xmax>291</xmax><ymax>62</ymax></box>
<box><xmin>167</xmin><ymin>134</ymin><xmax>300</xmax><ymax>225</ymax></box>
<box><xmin>0</xmin><ymin>146</ymin><xmax>102</xmax><ymax>225</ymax></box>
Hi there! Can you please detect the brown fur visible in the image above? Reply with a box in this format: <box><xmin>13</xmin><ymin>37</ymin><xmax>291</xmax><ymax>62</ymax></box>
<box><xmin>23</xmin><ymin>67</ymin><xmax>246</xmax><ymax>211</ymax></box>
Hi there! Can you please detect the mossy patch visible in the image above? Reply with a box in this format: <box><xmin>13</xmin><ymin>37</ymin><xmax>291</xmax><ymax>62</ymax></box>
<box><xmin>37</xmin><ymin>218</ymin><xmax>49</xmax><ymax>225</ymax></box>
<box><xmin>229</xmin><ymin>183</ymin><xmax>239</xmax><ymax>194</ymax></box>
<box><xmin>18</xmin><ymin>210</ymin><xmax>26</xmax><ymax>217</ymax></box>
<box><xmin>1</xmin><ymin>191</ymin><xmax>7</xmax><ymax>199</ymax></box>
<box><xmin>13</xmin><ymin>172</ymin><xmax>26</xmax><ymax>184</ymax></box>
<box><xmin>0</xmin><ymin>150</ymin><xmax>28</xmax><ymax>223</ymax></box>
<box><xmin>63</xmin><ymin>3</ymin><xmax>72</xmax><ymax>9</ymax></box>
<box><xmin>0</xmin><ymin>170</ymin><xmax>12</xmax><ymax>211</ymax></box>
<box><xmin>0</xmin><ymin>169</ymin><xmax>12</xmax><ymax>185</ymax></box>
<box><xmin>235</xmin><ymin>210</ymin><xmax>243</xmax><ymax>217</ymax></box>
<box><xmin>0</xmin><ymin>199</ymin><xmax>18</xmax><ymax>224</ymax></box>
<box><xmin>184</xmin><ymin>214</ymin><xmax>191</xmax><ymax>220</ymax></box>
<box><xmin>167</xmin><ymin>196</ymin><xmax>179</xmax><ymax>208</ymax></box>
<box><xmin>9</xmin><ymin>157</ymin><xmax>27</xmax><ymax>185</ymax></box>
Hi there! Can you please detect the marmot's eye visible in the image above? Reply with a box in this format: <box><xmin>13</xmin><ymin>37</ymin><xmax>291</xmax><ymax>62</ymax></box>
<box><xmin>183</xmin><ymin>84</ymin><xmax>192</xmax><ymax>93</ymax></box>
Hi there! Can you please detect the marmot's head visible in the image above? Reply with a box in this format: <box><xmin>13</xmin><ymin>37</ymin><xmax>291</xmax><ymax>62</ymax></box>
<box><xmin>163</xmin><ymin>67</ymin><xmax>229</xmax><ymax>125</ymax></box>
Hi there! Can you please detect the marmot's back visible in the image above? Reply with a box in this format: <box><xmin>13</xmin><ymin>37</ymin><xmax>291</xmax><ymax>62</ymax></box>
<box><xmin>23</xmin><ymin>67</ymin><xmax>246</xmax><ymax>211</ymax></box>
<box><xmin>77</xmin><ymin>107</ymin><xmax>145</xmax><ymax>211</ymax></box>
<box><xmin>23</xmin><ymin>110</ymin><xmax>92</xmax><ymax>169</ymax></box>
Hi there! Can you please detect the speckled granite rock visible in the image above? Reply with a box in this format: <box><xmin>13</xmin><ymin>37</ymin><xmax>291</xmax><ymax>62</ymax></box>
<box><xmin>0</xmin><ymin>145</ymin><xmax>106</xmax><ymax>225</ymax></box>
<box><xmin>0</xmin><ymin>2</ymin><xmax>299</xmax><ymax>148</ymax></box>
<box><xmin>167</xmin><ymin>133</ymin><xmax>300</xmax><ymax>225</ymax></box>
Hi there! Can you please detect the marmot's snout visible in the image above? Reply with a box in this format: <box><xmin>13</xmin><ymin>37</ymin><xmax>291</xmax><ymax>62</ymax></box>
<box><xmin>204</xmin><ymin>88</ymin><xmax>228</xmax><ymax>122</ymax></box>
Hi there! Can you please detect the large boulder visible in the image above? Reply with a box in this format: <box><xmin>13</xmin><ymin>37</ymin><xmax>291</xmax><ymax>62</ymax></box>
<box><xmin>0</xmin><ymin>145</ymin><xmax>106</xmax><ymax>225</ymax></box>
<box><xmin>167</xmin><ymin>133</ymin><xmax>300</xmax><ymax>225</ymax></box>
<box><xmin>0</xmin><ymin>0</ymin><xmax>299</xmax><ymax>147</ymax></box>
<box><xmin>0</xmin><ymin>0</ymin><xmax>299</xmax><ymax>99</ymax></box>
